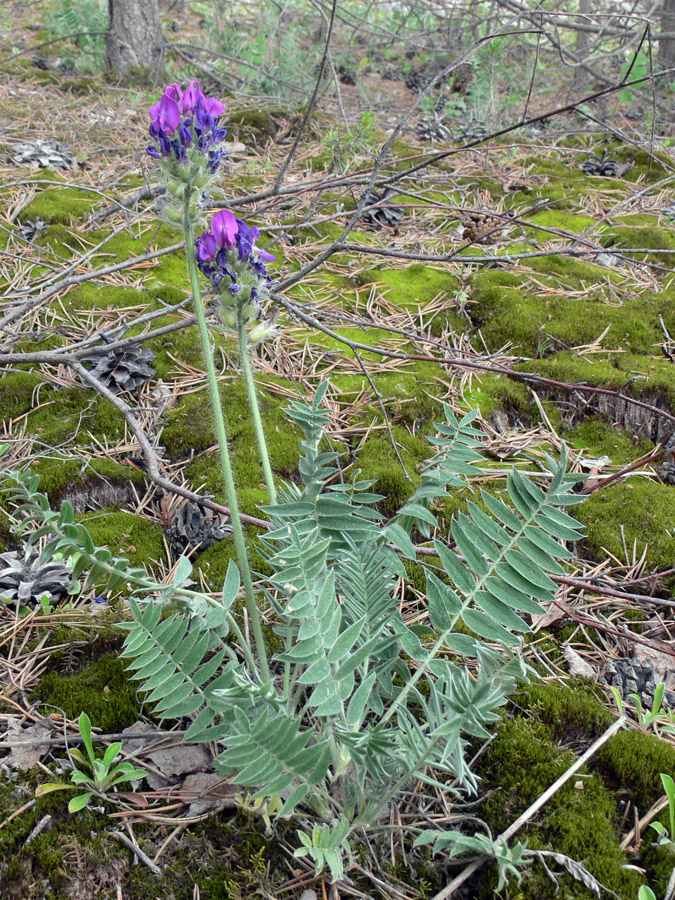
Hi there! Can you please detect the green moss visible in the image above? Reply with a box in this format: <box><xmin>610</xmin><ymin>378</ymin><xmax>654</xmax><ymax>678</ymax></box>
<box><xmin>565</xmin><ymin>416</ymin><xmax>654</xmax><ymax>464</ymax></box>
<box><xmin>355</xmin><ymin>264</ymin><xmax>463</xmax><ymax>332</ymax></box>
<box><xmin>146</xmin><ymin>315</ymin><xmax>203</xmax><ymax>379</ymax></box>
<box><xmin>526</xmin><ymin>254</ymin><xmax>622</xmax><ymax>287</ymax></box>
<box><xmin>523</xmin><ymin>680</ymin><xmax>614</xmax><ymax>741</ymax></box>
<box><xmin>77</xmin><ymin>509</ymin><xmax>165</xmax><ymax>569</ymax></box>
<box><xmin>577</xmin><ymin>480</ymin><xmax>675</xmax><ymax>583</ymax></box>
<box><xmin>226</xmin><ymin>105</ymin><xmax>287</xmax><ymax>144</ymax></box>
<box><xmin>26</xmin><ymin>387</ymin><xmax>125</xmax><ymax>445</ymax></box>
<box><xmin>600</xmin><ymin>225</ymin><xmax>675</xmax><ymax>267</ymax></box>
<box><xmin>32</xmin><ymin>653</ymin><xmax>140</xmax><ymax>731</ymax></box>
<box><xmin>22</xmin><ymin>186</ymin><xmax>98</xmax><ymax>225</ymax></box>
<box><xmin>193</xmin><ymin>532</ymin><xmax>272</xmax><ymax>591</ymax></box>
<box><xmin>518</xmin><ymin>351</ymin><xmax>675</xmax><ymax>411</ymax></box>
<box><xmin>470</xmin><ymin>267</ymin><xmax>660</xmax><ymax>357</ymax></box>
<box><xmin>597</xmin><ymin>730</ymin><xmax>675</xmax><ymax>808</ymax></box>
<box><xmin>0</xmin><ymin>370</ymin><xmax>44</xmax><ymax>420</ymax></box>
<box><xmin>163</xmin><ymin>377</ymin><xmax>300</xmax><ymax>516</ymax></box>
<box><xmin>528</xmin><ymin>209</ymin><xmax>597</xmax><ymax>233</ymax></box>
<box><xmin>58</xmin><ymin>284</ymin><xmax>154</xmax><ymax>313</ymax></box>
<box><xmin>462</xmin><ymin>372</ymin><xmax>533</xmax><ymax>421</ymax></box>
<box><xmin>355</xmin><ymin>427</ymin><xmax>429</xmax><ymax>516</ymax></box>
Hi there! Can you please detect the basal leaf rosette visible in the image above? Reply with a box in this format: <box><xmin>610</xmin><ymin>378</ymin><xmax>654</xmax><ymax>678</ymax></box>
<box><xmin>146</xmin><ymin>80</ymin><xmax>228</xmax><ymax>222</ymax></box>
<box><xmin>196</xmin><ymin>210</ymin><xmax>280</xmax><ymax>345</ymax></box>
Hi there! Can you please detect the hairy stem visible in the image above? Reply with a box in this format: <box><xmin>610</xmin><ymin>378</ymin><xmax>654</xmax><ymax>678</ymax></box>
<box><xmin>237</xmin><ymin>315</ymin><xmax>277</xmax><ymax>505</ymax></box>
<box><xmin>184</xmin><ymin>207</ymin><xmax>270</xmax><ymax>681</ymax></box>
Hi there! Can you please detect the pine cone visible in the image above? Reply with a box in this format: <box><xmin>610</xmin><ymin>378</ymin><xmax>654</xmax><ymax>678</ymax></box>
<box><xmin>414</xmin><ymin>116</ymin><xmax>452</xmax><ymax>142</ymax></box>
<box><xmin>453</xmin><ymin>118</ymin><xmax>491</xmax><ymax>143</ymax></box>
<box><xmin>0</xmin><ymin>546</ymin><xmax>71</xmax><ymax>609</ymax></box>
<box><xmin>13</xmin><ymin>139</ymin><xmax>74</xmax><ymax>170</ymax></box>
<box><xmin>458</xmin><ymin>209</ymin><xmax>513</xmax><ymax>244</ymax></box>
<box><xmin>359</xmin><ymin>190</ymin><xmax>404</xmax><ymax>229</ymax></box>
<box><xmin>81</xmin><ymin>341</ymin><xmax>156</xmax><ymax>394</ymax></box>
<box><xmin>581</xmin><ymin>150</ymin><xmax>620</xmax><ymax>177</ymax></box>
<box><xmin>18</xmin><ymin>217</ymin><xmax>47</xmax><ymax>242</ymax></box>
<box><xmin>602</xmin><ymin>657</ymin><xmax>675</xmax><ymax>710</ymax></box>
<box><xmin>167</xmin><ymin>500</ymin><xmax>233</xmax><ymax>561</ymax></box>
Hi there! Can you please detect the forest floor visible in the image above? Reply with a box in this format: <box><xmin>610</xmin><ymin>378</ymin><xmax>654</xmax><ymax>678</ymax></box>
<box><xmin>1</xmin><ymin>3</ymin><xmax>675</xmax><ymax>899</ymax></box>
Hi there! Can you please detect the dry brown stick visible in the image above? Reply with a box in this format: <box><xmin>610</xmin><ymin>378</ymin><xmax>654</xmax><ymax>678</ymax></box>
<box><xmin>110</xmin><ymin>830</ymin><xmax>162</xmax><ymax>877</ymax></box>
<box><xmin>0</xmin><ymin>242</ymin><xmax>184</xmax><ymax>335</ymax></box>
<box><xmin>430</xmin><ymin>715</ymin><xmax>627</xmax><ymax>900</ymax></box>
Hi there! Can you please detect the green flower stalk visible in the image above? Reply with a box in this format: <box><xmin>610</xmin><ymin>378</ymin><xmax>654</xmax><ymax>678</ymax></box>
<box><xmin>195</xmin><ymin>209</ymin><xmax>280</xmax><ymax>505</ymax></box>
<box><xmin>147</xmin><ymin>84</ymin><xmax>270</xmax><ymax>681</ymax></box>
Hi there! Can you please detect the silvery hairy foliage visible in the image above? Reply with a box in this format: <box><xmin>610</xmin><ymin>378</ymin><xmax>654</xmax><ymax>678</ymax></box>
<box><xmin>3</xmin><ymin>388</ymin><xmax>584</xmax><ymax>884</ymax></box>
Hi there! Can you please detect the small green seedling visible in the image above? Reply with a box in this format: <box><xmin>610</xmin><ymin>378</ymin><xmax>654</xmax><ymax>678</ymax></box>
<box><xmin>36</xmin><ymin>712</ymin><xmax>146</xmax><ymax>812</ymax></box>
<box><xmin>650</xmin><ymin>773</ymin><xmax>675</xmax><ymax>852</ymax></box>
<box><xmin>638</xmin><ymin>887</ymin><xmax>657</xmax><ymax>900</ymax></box>
<box><xmin>611</xmin><ymin>683</ymin><xmax>675</xmax><ymax>735</ymax></box>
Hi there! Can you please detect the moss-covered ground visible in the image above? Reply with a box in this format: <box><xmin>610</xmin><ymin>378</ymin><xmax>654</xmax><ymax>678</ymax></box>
<box><xmin>1</xmin><ymin>31</ymin><xmax>675</xmax><ymax>900</ymax></box>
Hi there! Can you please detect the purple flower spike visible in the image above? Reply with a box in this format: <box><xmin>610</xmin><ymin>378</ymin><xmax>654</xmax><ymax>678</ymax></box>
<box><xmin>196</xmin><ymin>231</ymin><xmax>217</xmax><ymax>262</ymax></box>
<box><xmin>211</xmin><ymin>210</ymin><xmax>239</xmax><ymax>249</ymax></box>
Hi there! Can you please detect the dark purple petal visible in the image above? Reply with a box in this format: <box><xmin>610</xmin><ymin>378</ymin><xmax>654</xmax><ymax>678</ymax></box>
<box><xmin>179</xmin><ymin>121</ymin><xmax>193</xmax><ymax>146</ymax></box>
<box><xmin>195</xmin><ymin>97</ymin><xmax>213</xmax><ymax>133</ymax></box>
<box><xmin>146</xmin><ymin>146</ymin><xmax>161</xmax><ymax>159</ymax></box>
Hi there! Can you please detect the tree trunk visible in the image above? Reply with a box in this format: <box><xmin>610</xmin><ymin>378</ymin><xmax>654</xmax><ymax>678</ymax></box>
<box><xmin>105</xmin><ymin>0</ymin><xmax>164</xmax><ymax>76</ymax></box>
<box><xmin>573</xmin><ymin>0</ymin><xmax>593</xmax><ymax>91</ymax></box>
<box><xmin>660</xmin><ymin>0</ymin><xmax>675</xmax><ymax>69</ymax></box>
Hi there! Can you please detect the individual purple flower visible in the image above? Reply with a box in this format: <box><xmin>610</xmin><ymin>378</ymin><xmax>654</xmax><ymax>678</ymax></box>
<box><xmin>179</xmin><ymin>120</ymin><xmax>193</xmax><ymax>147</ymax></box>
<box><xmin>149</xmin><ymin>92</ymin><xmax>180</xmax><ymax>135</ymax></box>
<box><xmin>179</xmin><ymin>80</ymin><xmax>204</xmax><ymax>115</ymax></box>
<box><xmin>196</xmin><ymin>231</ymin><xmax>217</xmax><ymax>262</ymax></box>
<box><xmin>212</xmin><ymin>210</ymin><xmax>239</xmax><ymax>249</ymax></box>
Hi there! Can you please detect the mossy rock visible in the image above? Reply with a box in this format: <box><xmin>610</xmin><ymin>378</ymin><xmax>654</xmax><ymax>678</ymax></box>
<box><xmin>473</xmin><ymin>681</ymin><xmax>642</xmax><ymax>899</ymax></box>
<box><xmin>25</xmin><ymin>387</ymin><xmax>125</xmax><ymax>445</ymax></box>
<box><xmin>226</xmin><ymin>105</ymin><xmax>288</xmax><ymax>144</ymax></box>
<box><xmin>564</xmin><ymin>416</ymin><xmax>654</xmax><ymax>464</ymax></box>
<box><xmin>600</xmin><ymin>225</ymin><xmax>675</xmax><ymax>268</ymax></box>
<box><xmin>77</xmin><ymin>509</ymin><xmax>165</xmax><ymax>570</ymax></box>
<box><xmin>29</xmin><ymin>455</ymin><xmax>146</xmax><ymax>506</ymax></box>
<box><xmin>32</xmin><ymin>653</ymin><xmax>140</xmax><ymax>732</ymax></box>
<box><xmin>577</xmin><ymin>479</ymin><xmax>675</xmax><ymax>586</ymax></box>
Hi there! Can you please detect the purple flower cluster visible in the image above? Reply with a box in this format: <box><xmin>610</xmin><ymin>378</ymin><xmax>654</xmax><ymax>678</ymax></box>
<box><xmin>147</xmin><ymin>81</ymin><xmax>228</xmax><ymax>174</ymax></box>
<box><xmin>195</xmin><ymin>210</ymin><xmax>279</xmax><ymax>343</ymax></box>
<box><xmin>196</xmin><ymin>210</ymin><xmax>275</xmax><ymax>289</ymax></box>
